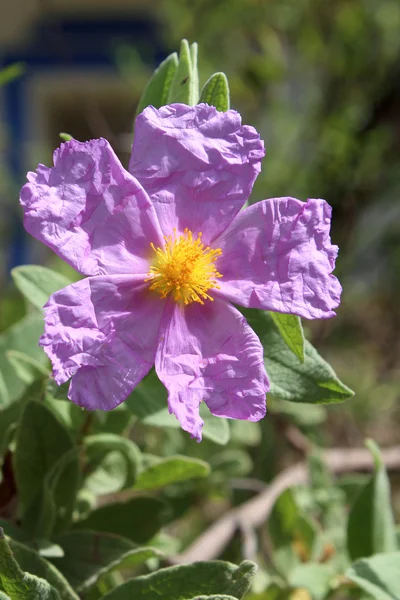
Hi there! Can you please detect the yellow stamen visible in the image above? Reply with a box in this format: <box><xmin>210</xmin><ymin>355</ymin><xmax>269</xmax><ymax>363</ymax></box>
<box><xmin>145</xmin><ymin>228</ymin><xmax>223</xmax><ymax>305</ymax></box>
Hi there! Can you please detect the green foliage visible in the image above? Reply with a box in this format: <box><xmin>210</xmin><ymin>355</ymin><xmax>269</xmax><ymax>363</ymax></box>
<box><xmin>199</xmin><ymin>72</ymin><xmax>230</xmax><ymax>111</ymax></box>
<box><xmin>59</xmin><ymin>133</ymin><xmax>74</xmax><ymax>142</ymax></box>
<box><xmin>7</xmin><ymin>538</ymin><xmax>79</xmax><ymax>600</ymax></box>
<box><xmin>73</xmin><ymin>497</ymin><xmax>171</xmax><ymax>544</ymax></box>
<box><xmin>135</xmin><ymin>456</ymin><xmax>210</xmax><ymax>490</ymax></box>
<box><xmin>127</xmin><ymin>370</ymin><xmax>230</xmax><ymax>445</ymax></box>
<box><xmin>346</xmin><ymin>552</ymin><xmax>400</xmax><ymax>600</ymax></box>
<box><xmin>2</xmin><ymin>34</ymin><xmax>398</xmax><ymax>600</ymax></box>
<box><xmin>0</xmin><ymin>313</ymin><xmax>46</xmax><ymax>403</ymax></box>
<box><xmin>269</xmin><ymin>313</ymin><xmax>305</xmax><ymax>363</ymax></box>
<box><xmin>51</xmin><ymin>531</ymin><xmax>161</xmax><ymax>592</ymax></box>
<box><xmin>13</xmin><ymin>401</ymin><xmax>80</xmax><ymax>537</ymax></box>
<box><xmin>168</xmin><ymin>39</ymin><xmax>199</xmax><ymax>105</ymax></box>
<box><xmin>288</xmin><ymin>564</ymin><xmax>334</xmax><ymax>600</ymax></box>
<box><xmin>268</xmin><ymin>489</ymin><xmax>317</xmax><ymax>577</ymax></box>
<box><xmin>347</xmin><ymin>440</ymin><xmax>397</xmax><ymax>560</ymax></box>
<box><xmin>136</xmin><ymin>51</ymin><xmax>178</xmax><ymax>115</ymax></box>
<box><xmin>0</xmin><ymin>63</ymin><xmax>25</xmax><ymax>86</ymax></box>
<box><xmin>83</xmin><ymin>434</ymin><xmax>141</xmax><ymax>495</ymax></box>
<box><xmin>101</xmin><ymin>560</ymin><xmax>257</xmax><ymax>600</ymax></box>
<box><xmin>0</xmin><ymin>529</ymin><xmax>61</xmax><ymax>599</ymax></box>
<box><xmin>243</xmin><ymin>309</ymin><xmax>354</xmax><ymax>404</ymax></box>
<box><xmin>11</xmin><ymin>266</ymin><xmax>72</xmax><ymax>310</ymax></box>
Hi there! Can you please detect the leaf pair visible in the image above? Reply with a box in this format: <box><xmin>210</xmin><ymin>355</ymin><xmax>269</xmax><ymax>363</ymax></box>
<box><xmin>136</xmin><ymin>38</ymin><xmax>230</xmax><ymax>114</ymax></box>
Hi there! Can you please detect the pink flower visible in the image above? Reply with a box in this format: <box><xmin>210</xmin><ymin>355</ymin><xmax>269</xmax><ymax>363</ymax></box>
<box><xmin>20</xmin><ymin>104</ymin><xmax>341</xmax><ymax>441</ymax></box>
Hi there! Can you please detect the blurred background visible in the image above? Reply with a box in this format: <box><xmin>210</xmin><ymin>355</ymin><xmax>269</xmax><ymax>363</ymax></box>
<box><xmin>1</xmin><ymin>0</ymin><xmax>400</xmax><ymax>451</ymax></box>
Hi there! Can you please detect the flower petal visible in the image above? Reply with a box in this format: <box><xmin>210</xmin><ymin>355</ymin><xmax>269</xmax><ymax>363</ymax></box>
<box><xmin>41</xmin><ymin>275</ymin><xmax>165</xmax><ymax>410</ymax></box>
<box><xmin>21</xmin><ymin>138</ymin><xmax>163</xmax><ymax>276</ymax></box>
<box><xmin>214</xmin><ymin>197</ymin><xmax>342</xmax><ymax>319</ymax></box>
<box><xmin>130</xmin><ymin>104</ymin><xmax>265</xmax><ymax>244</ymax></box>
<box><xmin>155</xmin><ymin>299</ymin><xmax>268</xmax><ymax>441</ymax></box>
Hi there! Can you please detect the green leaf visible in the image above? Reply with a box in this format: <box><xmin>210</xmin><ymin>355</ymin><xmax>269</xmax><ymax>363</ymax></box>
<box><xmin>102</xmin><ymin>560</ymin><xmax>257</xmax><ymax>600</ymax></box>
<box><xmin>0</xmin><ymin>403</ymin><xmax>21</xmax><ymax>459</ymax></box>
<box><xmin>308</xmin><ymin>450</ymin><xmax>333</xmax><ymax>490</ymax></box>
<box><xmin>0</xmin><ymin>314</ymin><xmax>46</xmax><ymax>403</ymax></box>
<box><xmin>346</xmin><ymin>552</ymin><xmax>400</xmax><ymax>600</ymax></box>
<box><xmin>0</xmin><ymin>371</ymin><xmax>9</xmax><ymax>406</ymax></box>
<box><xmin>7</xmin><ymin>538</ymin><xmax>78</xmax><ymax>600</ymax></box>
<box><xmin>347</xmin><ymin>440</ymin><xmax>397</xmax><ymax>561</ymax></box>
<box><xmin>288</xmin><ymin>564</ymin><xmax>334</xmax><ymax>600</ymax></box>
<box><xmin>268</xmin><ymin>489</ymin><xmax>317</xmax><ymax>576</ymax></box>
<box><xmin>0</xmin><ymin>521</ymin><xmax>29</xmax><ymax>543</ymax></box>
<box><xmin>199</xmin><ymin>403</ymin><xmax>230</xmax><ymax>445</ymax></box>
<box><xmin>0</xmin><ymin>381</ymin><xmax>47</xmax><ymax>462</ymax></box>
<box><xmin>199</xmin><ymin>72</ymin><xmax>230</xmax><ymax>111</ymax></box>
<box><xmin>127</xmin><ymin>371</ymin><xmax>230</xmax><ymax>444</ymax></box>
<box><xmin>243</xmin><ymin>309</ymin><xmax>353</xmax><ymax>404</ymax></box>
<box><xmin>0</xmin><ymin>63</ymin><xmax>25</xmax><ymax>86</ymax></box>
<box><xmin>269</xmin><ymin>313</ymin><xmax>305</xmax><ymax>363</ymax></box>
<box><xmin>52</xmin><ymin>531</ymin><xmax>161</xmax><ymax>592</ymax></box>
<box><xmin>135</xmin><ymin>456</ymin><xmax>210</xmax><ymax>490</ymax></box>
<box><xmin>59</xmin><ymin>133</ymin><xmax>73</xmax><ymax>142</ymax></box>
<box><xmin>11</xmin><ymin>265</ymin><xmax>72</xmax><ymax>310</ymax></box>
<box><xmin>13</xmin><ymin>401</ymin><xmax>80</xmax><ymax>536</ymax></box>
<box><xmin>0</xmin><ymin>529</ymin><xmax>61</xmax><ymax>599</ymax></box>
<box><xmin>188</xmin><ymin>597</ymin><xmax>238</xmax><ymax>600</ymax></box>
<box><xmin>136</xmin><ymin>52</ymin><xmax>178</xmax><ymax>116</ymax></box>
<box><xmin>189</xmin><ymin>42</ymin><xmax>199</xmax><ymax>103</ymax></box>
<box><xmin>210</xmin><ymin>449</ymin><xmax>253</xmax><ymax>480</ymax></box>
<box><xmin>229</xmin><ymin>420</ymin><xmax>261</xmax><ymax>446</ymax></box>
<box><xmin>83</xmin><ymin>434</ymin><xmax>141</xmax><ymax>495</ymax></box>
<box><xmin>167</xmin><ymin>39</ymin><xmax>198</xmax><ymax>105</ymax></box>
<box><xmin>269</xmin><ymin>398</ymin><xmax>327</xmax><ymax>426</ymax></box>
<box><xmin>73</xmin><ymin>497</ymin><xmax>171</xmax><ymax>544</ymax></box>
<box><xmin>6</xmin><ymin>350</ymin><xmax>49</xmax><ymax>385</ymax></box>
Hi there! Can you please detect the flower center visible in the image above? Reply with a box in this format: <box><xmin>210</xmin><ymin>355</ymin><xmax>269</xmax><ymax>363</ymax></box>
<box><xmin>146</xmin><ymin>228</ymin><xmax>223</xmax><ymax>305</ymax></box>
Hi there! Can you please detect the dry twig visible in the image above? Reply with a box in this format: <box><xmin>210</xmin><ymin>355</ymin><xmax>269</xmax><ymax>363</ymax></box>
<box><xmin>173</xmin><ymin>444</ymin><xmax>400</xmax><ymax>564</ymax></box>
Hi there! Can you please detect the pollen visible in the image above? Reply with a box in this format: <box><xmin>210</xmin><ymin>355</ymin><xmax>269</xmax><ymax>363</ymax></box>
<box><xmin>145</xmin><ymin>228</ymin><xmax>223</xmax><ymax>305</ymax></box>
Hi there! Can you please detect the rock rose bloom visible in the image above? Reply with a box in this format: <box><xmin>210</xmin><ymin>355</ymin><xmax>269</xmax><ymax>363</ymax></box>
<box><xmin>20</xmin><ymin>104</ymin><xmax>341</xmax><ymax>440</ymax></box>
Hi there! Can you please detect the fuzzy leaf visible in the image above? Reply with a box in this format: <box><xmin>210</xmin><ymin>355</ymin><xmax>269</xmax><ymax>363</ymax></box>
<box><xmin>168</xmin><ymin>39</ymin><xmax>198</xmax><ymax>105</ymax></box>
<box><xmin>6</xmin><ymin>350</ymin><xmax>49</xmax><ymax>385</ymax></box>
<box><xmin>83</xmin><ymin>434</ymin><xmax>141</xmax><ymax>495</ymax></box>
<box><xmin>59</xmin><ymin>133</ymin><xmax>73</xmax><ymax>142</ymax></box>
<box><xmin>347</xmin><ymin>440</ymin><xmax>397</xmax><ymax>560</ymax></box>
<box><xmin>199</xmin><ymin>72</ymin><xmax>230</xmax><ymax>111</ymax></box>
<box><xmin>135</xmin><ymin>456</ymin><xmax>210</xmax><ymax>490</ymax></box>
<box><xmin>136</xmin><ymin>52</ymin><xmax>178</xmax><ymax>116</ymax></box>
<box><xmin>73</xmin><ymin>497</ymin><xmax>171</xmax><ymax>544</ymax></box>
<box><xmin>269</xmin><ymin>489</ymin><xmax>317</xmax><ymax>577</ymax></box>
<box><xmin>346</xmin><ymin>552</ymin><xmax>400</xmax><ymax>600</ymax></box>
<box><xmin>0</xmin><ymin>529</ymin><xmax>61</xmax><ymax>599</ymax></box>
<box><xmin>52</xmin><ymin>531</ymin><xmax>162</xmax><ymax>592</ymax></box>
<box><xmin>11</xmin><ymin>265</ymin><xmax>72</xmax><ymax>310</ymax></box>
<box><xmin>0</xmin><ymin>314</ymin><xmax>45</xmax><ymax>403</ymax></box>
<box><xmin>102</xmin><ymin>560</ymin><xmax>257</xmax><ymax>600</ymax></box>
<box><xmin>288</xmin><ymin>564</ymin><xmax>334</xmax><ymax>600</ymax></box>
<box><xmin>269</xmin><ymin>312</ymin><xmax>305</xmax><ymax>362</ymax></box>
<box><xmin>7</xmin><ymin>538</ymin><xmax>78</xmax><ymax>600</ymax></box>
<box><xmin>242</xmin><ymin>309</ymin><xmax>353</xmax><ymax>404</ymax></box>
<box><xmin>13</xmin><ymin>401</ymin><xmax>80</xmax><ymax>536</ymax></box>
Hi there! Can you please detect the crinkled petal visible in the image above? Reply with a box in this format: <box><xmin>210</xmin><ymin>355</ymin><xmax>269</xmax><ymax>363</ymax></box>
<box><xmin>21</xmin><ymin>138</ymin><xmax>163</xmax><ymax>276</ymax></box>
<box><xmin>41</xmin><ymin>275</ymin><xmax>165</xmax><ymax>410</ymax></box>
<box><xmin>155</xmin><ymin>299</ymin><xmax>268</xmax><ymax>441</ymax></box>
<box><xmin>214</xmin><ymin>197</ymin><xmax>342</xmax><ymax>319</ymax></box>
<box><xmin>130</xmin><ymin>104</ymin><xmax>265</xmax><ymax>244</ymax></box>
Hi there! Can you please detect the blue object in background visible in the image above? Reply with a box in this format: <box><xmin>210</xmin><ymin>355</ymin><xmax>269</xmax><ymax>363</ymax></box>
<box><xmin>2</xmin><ymin>15</ymin><xmax>165</xmax><ymax>270</ymax></box>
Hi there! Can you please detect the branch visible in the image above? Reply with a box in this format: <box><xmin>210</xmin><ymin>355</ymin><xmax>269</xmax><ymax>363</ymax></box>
<box><xmin>173</xmin><ymin>444</ymin><xmax>400</xmax><ymax>564</ymax></box>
